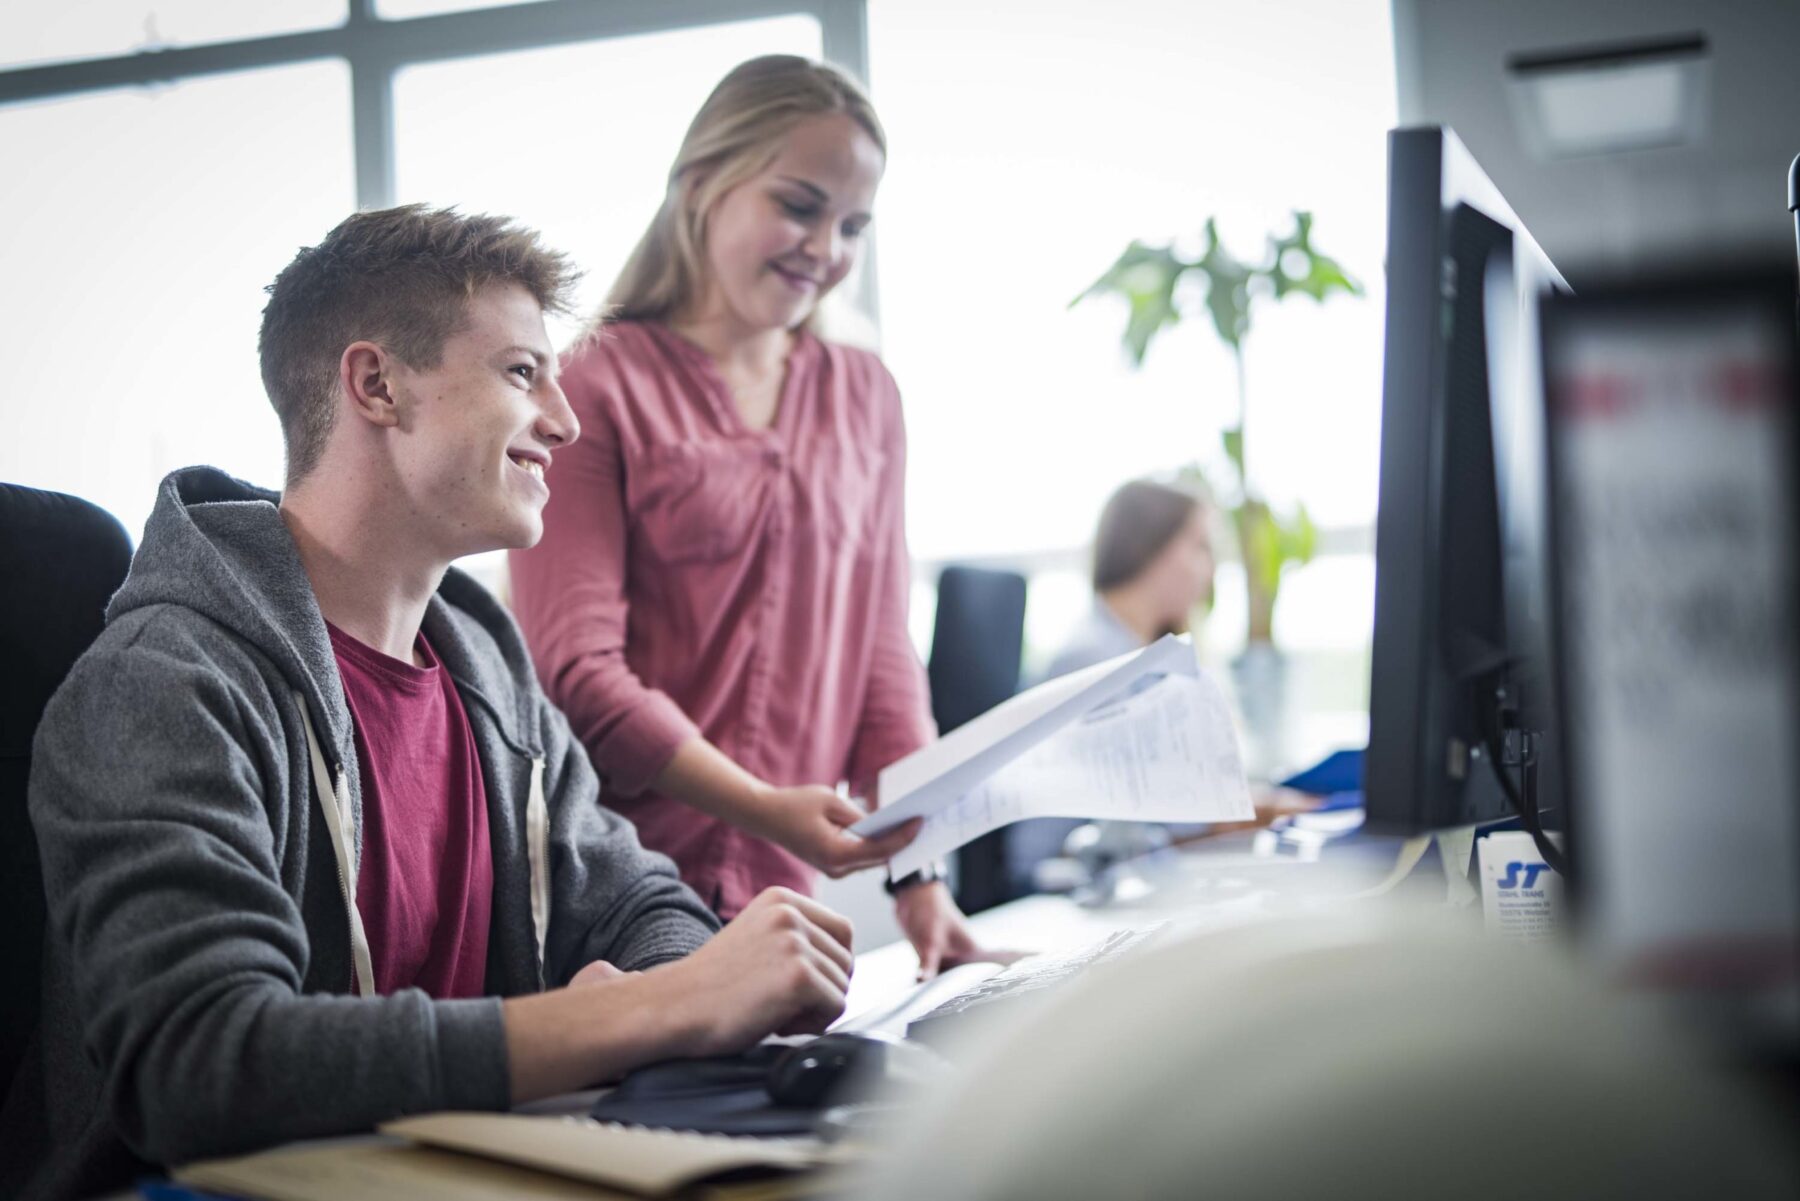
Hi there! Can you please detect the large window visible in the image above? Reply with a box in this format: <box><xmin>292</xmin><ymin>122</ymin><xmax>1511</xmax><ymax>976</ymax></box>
<box><xmin>0</xmin><ymin>61</ymin><xmax>355</xmax><ymax>537</ymax></box>
<box><xmin>0</xmin><ymin>1</ymin><xmax>347</xmax><ymax>71</ymax></box>
<box><xmin>0</xmin><ymin>1</ymin><xmax>861</xmax><ymax>543</ymax></box>
<box><xmin>869</xmin><ymin>0</ymin><xmax>1396</xmax><ymax>759</ymax></box>
<box><xmin>0</xmin><ymin>0</ymin><xmax>1394</xmax><ymax>764</ymax></box>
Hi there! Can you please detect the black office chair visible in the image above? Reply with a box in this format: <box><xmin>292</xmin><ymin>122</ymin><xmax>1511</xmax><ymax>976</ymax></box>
<box><xmin>925</xmin><ymin>565</ymin><xmax>1027</xmax><ymax>913</ymax></box>
<box><xmin>0</xmin><ymin>484</ymin><xmax>133</xmax><ymax>1099</ymax></box>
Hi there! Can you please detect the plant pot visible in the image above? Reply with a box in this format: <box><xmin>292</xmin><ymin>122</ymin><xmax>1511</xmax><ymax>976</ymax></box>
<box><xmin>1229</xmin><ymin>641</ymin><xmax>1292</xmax><ymax>781</ymax></box>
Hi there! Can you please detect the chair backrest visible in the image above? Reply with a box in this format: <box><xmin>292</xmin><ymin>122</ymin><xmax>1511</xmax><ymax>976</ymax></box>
<box><xmin>0</xmin><ymin>484</ymin><xmax>133</xmax><ymax>1098</ymax></box>
<box><xmin>926</xmin><ymin>566</ymin><xmax>1027</xmax><ymax>734</ymax></box>
<box><xmin>925</xmin><ymin>566</ymin><xmax>1026</xmax><ymax>912</ymax></box>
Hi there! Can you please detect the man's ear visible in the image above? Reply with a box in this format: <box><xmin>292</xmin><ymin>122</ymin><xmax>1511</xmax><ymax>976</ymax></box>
<box><xmin>339</xmin><ymin>340</ymin><xmax>401</xmax><ymax>429</ymax></box>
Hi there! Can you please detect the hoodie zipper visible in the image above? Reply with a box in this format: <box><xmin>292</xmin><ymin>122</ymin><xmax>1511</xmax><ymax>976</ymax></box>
<box><xmin>448</xmin><ymin>679</ymin><xmax>552</xmax><ymax>989</ymax></box>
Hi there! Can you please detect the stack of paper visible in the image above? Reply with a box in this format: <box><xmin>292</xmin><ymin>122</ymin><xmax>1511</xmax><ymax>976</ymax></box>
<box><xmin>853</xmin><ymin>635</ymin><xmax>1253</xmax><ymax>876</ymax></box>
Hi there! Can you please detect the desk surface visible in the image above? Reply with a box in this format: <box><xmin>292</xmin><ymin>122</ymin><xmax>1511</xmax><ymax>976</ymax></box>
<box><xmin>148</xmin><ymin>833</ymin><xmax>1411</xmax><ymax>1200</ymax></box>
<box><xmin>131</xmin><ymin>895</ymin><xmax>1135</xmax><ymax>1200</ymax></box>
<box><xmin>842</xmin><ymin>823</ymin><xmax>1413</xmax><ymax>1022</ymax></box>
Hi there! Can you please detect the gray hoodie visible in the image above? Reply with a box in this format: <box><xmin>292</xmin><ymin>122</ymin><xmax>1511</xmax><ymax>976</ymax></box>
<box><xmin>1</xmin><ymin>466</ymin><xmax>719</xmax><ymax>1200</ymax></box>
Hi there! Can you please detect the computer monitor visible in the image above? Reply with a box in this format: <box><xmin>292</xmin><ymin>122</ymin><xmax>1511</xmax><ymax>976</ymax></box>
<box><xmin>1538</xmin><ymin>267</ymin><xmax>1800</xmax><ymax>1050</ymax></box>
<box><xmin>1365</xmin><ymin>126</ymin><xmax>1570</xmax><ymax>840</ymax></box>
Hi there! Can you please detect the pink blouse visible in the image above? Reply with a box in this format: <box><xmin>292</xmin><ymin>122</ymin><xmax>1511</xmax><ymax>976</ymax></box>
<box><xmin>509</xmin><ymin>321</ymin><xmax>935</xmax><ymax>917</ymax></box>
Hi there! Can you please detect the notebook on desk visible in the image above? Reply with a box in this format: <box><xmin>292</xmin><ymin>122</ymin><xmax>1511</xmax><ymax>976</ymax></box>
<box><xmin>177</xmin><ymin>1112</ymin><xmax>854</xmax><ymax>1201</ymax></box>
<box><xmin>177</xmin><ymin>1139</ymin><xmax>616</xmax><ymax>1201</ymax></box>
<box><xmin>385</xmin><ymin>1114</ymin><xmax>851</xmax><ymax>1192</ymax></box>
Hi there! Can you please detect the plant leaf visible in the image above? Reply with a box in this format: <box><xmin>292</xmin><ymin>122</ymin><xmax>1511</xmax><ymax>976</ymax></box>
<box><xmin>1196</xmin><ymin>218</ymin><xmax>1254</xmax><ymax>352</ymax></box>
<box><xmin>1266</xmin><ymin>210</ymin><xmax>1364</xmax><ymax>303</ymax></box>
<box><xmin>1072</xmin><ymin>240</ymin><xmax>1189</xmax><ymax>366</ymax></box>
<box><xmin>1221</xmin><ymin>427</ymin><xmax>1244</xmax><ymax>478</ymax></box>
<box><xmin>1274</xmin><ymin>502</ymin><xmax>1319</xmax><ymax>567</ymax></box>
<box><xmin>1237</xmin><ymin>498</ymin><xmax>1283</xmax><ymax>602</ymax></box>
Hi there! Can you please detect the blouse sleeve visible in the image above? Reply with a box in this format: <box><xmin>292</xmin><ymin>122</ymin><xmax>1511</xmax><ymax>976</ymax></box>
<box><xmin>509</xmin><ymin>353</ymin><xmax>699</xmax><ymax>797</ymax></box>
<box><xmin>845</xmin><ymin>374</ymin><xmax>937</xmax><ymax>799</ymax></box>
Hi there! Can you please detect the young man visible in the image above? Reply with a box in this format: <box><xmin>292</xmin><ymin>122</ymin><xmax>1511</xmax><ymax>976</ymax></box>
<box><xmin>1</xmin><ymin>206</ymin><xmax>866</xmax><ymax>1200</ymax></box>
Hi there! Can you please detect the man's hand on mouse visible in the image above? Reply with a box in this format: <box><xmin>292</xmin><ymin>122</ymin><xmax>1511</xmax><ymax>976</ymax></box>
<box><xmin>646</xmin><ymin>887</ymin><xmax>857</xmax><ymax>1055</ymax></box>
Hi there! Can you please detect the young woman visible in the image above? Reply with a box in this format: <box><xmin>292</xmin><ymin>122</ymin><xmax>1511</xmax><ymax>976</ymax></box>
<box><xmin>1017</xmin><ymin>478</ymin><xmax>1310</xmax><ymax>894</ymax></box>
<box><xmin>1043</xmin><ymin>478</ymin><xmax>1216</xmax><ymax>681</ymax></box>
<box><xmin>510</xmin><ymin>55</ymin><xmax>985</xmax><ymax>975</ymax></box>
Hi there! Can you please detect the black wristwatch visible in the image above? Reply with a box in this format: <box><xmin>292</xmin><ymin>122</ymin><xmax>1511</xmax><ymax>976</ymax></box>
<box><xmin>884</xmin><ymin>860</ymin><xmax>947</xmax><ymax>895</ymax></box>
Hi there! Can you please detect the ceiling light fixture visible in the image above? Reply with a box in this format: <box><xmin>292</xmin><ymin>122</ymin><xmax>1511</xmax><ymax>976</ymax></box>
<box><xmin>1506</xmin><ymin>32</ymin><xmax>1710</xmax><ymax>159</ymax></box>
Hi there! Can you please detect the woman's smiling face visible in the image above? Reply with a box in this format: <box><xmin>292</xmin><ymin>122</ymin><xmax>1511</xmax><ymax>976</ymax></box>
<box><xmin>696</xmin><ymin>111</ymin><xmax>884</xmax><ymax>333</ymax></box>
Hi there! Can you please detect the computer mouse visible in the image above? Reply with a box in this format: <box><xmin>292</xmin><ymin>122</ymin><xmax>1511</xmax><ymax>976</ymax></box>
<box><xmin>765</xmin><ymin>1032</ymin><xmax>910</xmax><ymax>1108</ymax></box>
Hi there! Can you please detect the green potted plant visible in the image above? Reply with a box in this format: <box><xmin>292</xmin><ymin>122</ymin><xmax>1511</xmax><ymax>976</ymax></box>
<box><xmin>1075</xmin><ymin>212</ymin><xmax>1362</xmax><ymax>773</ymax></box>
<box><xmin>1074</xmin><ymin>210</ymin><xmax>1362</xmax><ymax>647</ymax></box>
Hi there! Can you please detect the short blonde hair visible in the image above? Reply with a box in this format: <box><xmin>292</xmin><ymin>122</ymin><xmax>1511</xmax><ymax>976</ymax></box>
<box><xmin>602</xmin><ymin>55</ymin><xmax>885</xmax><ymax>327</ymax></box>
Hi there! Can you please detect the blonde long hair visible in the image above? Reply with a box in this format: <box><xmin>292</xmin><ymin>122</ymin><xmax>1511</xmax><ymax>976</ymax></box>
<box><xmin>602</xmin><ymin>55</ymin><xmax>885</xmax><ymax>328</ymax></box>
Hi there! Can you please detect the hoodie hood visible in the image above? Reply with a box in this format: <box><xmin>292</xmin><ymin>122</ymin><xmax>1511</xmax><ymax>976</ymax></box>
<box><xmin>112</xmin><ymin>466</ymin><xmax>545</xmax><ymax>763</ymax></box>
<box><xmin>112</xmin><ymin>466</ymin><xmax>355</xmax><ymax>758</ymax></box>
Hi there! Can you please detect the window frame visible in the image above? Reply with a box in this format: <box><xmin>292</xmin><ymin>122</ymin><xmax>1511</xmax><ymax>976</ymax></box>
<box><xmin>0</xmin><ymin>0</ymin><xmax>869</xmax><ymax>237</ymax></box>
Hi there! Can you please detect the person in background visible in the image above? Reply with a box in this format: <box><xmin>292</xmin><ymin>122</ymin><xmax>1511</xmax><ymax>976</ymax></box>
<box><xmin>510</xmin><ymin>56</ymin><xmax>991</xmax><ymax>976</ymax></box>
<box><xmin>1015</xmin><ymin>478</ymin><xmax>1311</xmax><ymax>896</ymax></box>
<box><xmin>2</xmin><ymin>206</ymin><xmax>857</xmax><ymax>1201</ymax></box>
<box><xmin>1003</xmin><ymin>479</ymin><xmax>1218</xmax><ymax>894</ymax></box>
<box><xmin>1044</xmin><ymin>478</ymin><xmax>1215</xmax><ymax>681</ymax></box>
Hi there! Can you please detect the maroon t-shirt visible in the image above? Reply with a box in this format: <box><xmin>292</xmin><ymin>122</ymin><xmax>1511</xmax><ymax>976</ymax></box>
<box><xmin>328</xmin><ymin>623</ymin><xmax>493</xmax><ymax>999</ymax></box>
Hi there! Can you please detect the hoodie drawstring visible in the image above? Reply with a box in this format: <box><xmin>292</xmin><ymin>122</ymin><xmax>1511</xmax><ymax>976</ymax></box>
<box><xmin>527</xmin><ymin>757</ymin><xmax>549</xmax><ymax>970</ymax></box>
<box><xmin>298</xmin><ymin>691</ymin><xmax>377</xmax><ymax>998</ymax></box>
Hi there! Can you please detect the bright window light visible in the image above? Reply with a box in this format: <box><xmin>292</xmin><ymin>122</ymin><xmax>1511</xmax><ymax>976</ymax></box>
<box><xmin>0</xmin><ymin>1</ymin><xmax>347</xmax><ymax>72</ymax></box>
<box><xmin>0</xmin><ymin>61</ymin><xmax>355</xmax><ymax>541</ymax></box>
<box><xmin>869</xmin><ymin>0</ymin><xmax>1397</xmax><ymax>566</ymax></box>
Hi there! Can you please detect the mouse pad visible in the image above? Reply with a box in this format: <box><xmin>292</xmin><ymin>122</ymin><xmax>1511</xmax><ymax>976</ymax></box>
<box><xmin>588</xmin><ymin>1045</ymin><xmax>821</xmax><ymax>1137</ymax></box>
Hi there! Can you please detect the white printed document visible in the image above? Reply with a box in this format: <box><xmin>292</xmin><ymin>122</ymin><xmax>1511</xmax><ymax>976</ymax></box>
<box><xmin>854</xmin><ymin>635</ymin><xmax>1253</xmax><ymax>877</ymax></box>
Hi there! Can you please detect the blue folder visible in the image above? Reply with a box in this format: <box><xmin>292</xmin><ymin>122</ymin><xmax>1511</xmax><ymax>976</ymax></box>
<box><xmin>1278</xmin><ymin>748</ymin><xmax>1364</xmax><ymax>798</ymax></box>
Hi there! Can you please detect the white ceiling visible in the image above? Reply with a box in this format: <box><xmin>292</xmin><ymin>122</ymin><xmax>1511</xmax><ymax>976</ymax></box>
<box><xmin>1393</xmin><ymin>0</ymin><xmax>1800</xmax><ymax>281</ymax></box>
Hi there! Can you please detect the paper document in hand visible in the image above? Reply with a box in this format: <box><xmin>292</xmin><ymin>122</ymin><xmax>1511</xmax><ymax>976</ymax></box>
<box><xmin>853</xmin><ymin>635</ymin><xmax>1252</xmax><ymax>878</ymax></box>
